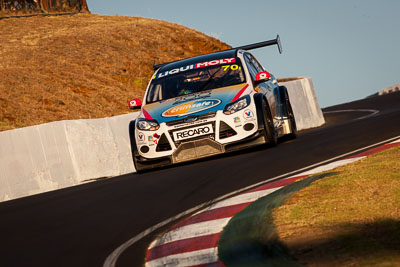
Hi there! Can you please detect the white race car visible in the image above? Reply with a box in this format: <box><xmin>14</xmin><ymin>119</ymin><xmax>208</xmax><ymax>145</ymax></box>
<box><xmin>128</xmin><ymin>36</ymin><xmax>296</xmax><ymax>172</ymax></box>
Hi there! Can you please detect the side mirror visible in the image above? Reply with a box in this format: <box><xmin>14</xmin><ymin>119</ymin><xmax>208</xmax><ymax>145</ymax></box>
<box><xmin>255</xmin><ymin>72</ymin><xmax>271</xmax><ymax>85</ymax></box>
<box><xmin>128</xmin><ymin>98</ymin><xmax>142</xmax><ymax>110</ymax></box>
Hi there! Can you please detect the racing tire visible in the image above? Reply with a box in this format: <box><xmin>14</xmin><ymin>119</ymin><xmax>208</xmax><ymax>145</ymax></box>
<box><xmin>279</xmin><ymin>86</ymin><xmax>297</xmax><ymax>139</ymax></box>
<box><xmin>261</xmin><ymin>98</ymin><xmax>277</xmax><ymax>147</ymax></box>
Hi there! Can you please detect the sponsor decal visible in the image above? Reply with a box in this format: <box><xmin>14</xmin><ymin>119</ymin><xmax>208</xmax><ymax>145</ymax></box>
<box><xmin>162</xmin><ymin>99</ymin><xmax>221</xmax><ymax>117</ymax></box>
<box><xmin>155</xmin><ymin>58</ymin><xmax>236</xmax><ymax>79</ymax></box>
<box><xmin>234</xmin><ymin>116</ymin><xmax>242</xmax><ymax>128</ymax></box>
<box><xmin>137</xmin><ymin>132</ymin><xmax>145</xmax><ymax>143</ymax></box>
<box><xmin>148</xmin><ymin>135</ymin><xmax>158</xmax><ymax>146</ymax></box>
<box><xmin>152</xmin><ymin>133</ymin><xmax>160</xmax><ymax>145</ymax></box>
<box><xmin>173</xmin><ymin>124</ymin><xmax>214</xmax><ymax>141</ymax></box>
<box><xmin>243</xmin><ymin>109</ymin><xmax>254</xmax><ymax>120</ymax></box>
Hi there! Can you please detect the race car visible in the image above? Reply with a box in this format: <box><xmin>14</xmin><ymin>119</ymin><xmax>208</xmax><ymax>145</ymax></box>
<box><xmin>128</xmin><ymin>35</ymin><xmax>296</xmax><ymax>172</ymax></box>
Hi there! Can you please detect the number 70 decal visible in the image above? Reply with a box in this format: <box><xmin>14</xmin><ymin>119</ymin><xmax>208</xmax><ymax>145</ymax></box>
<box><xmin>222</xmin><ymin>64</ymin><xmax>241</xmax><ymax>71</ymax></box>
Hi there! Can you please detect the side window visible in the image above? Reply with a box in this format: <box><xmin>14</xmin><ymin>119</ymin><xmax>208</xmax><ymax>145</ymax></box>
<box><xmin>251</xmin><ymin>56</ymin><xmax>266</xmax><ymax>73</ymax></box>
<box><xmin>146</xmin><ymin>83</ymin><xmax>162</xmax><ymax>103</ymax></box>
<box><xmin>244</xmin><ymin>54</ymin><xmax>258</xmax><ymax>81</ymax></box>
<box><xmin>247</xmin><ymin>53</ymin><xmax>265</xmax><ymax>73</ymax></box>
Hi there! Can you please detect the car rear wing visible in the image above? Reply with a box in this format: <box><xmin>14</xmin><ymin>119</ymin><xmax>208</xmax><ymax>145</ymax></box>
<box><xmin>234</xmin><ymin>35</ymin><xmax>282</xmax><ymax>54</ymax></box>
<box><xmin>153</xmin><ymin>35</ymin><xmax>282</xmax><ymax>70</ymax></box>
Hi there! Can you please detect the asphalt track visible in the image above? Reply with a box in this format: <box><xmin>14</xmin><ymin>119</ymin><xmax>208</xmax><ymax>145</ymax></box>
<box><xmin>0</xmin><ymin>92</ymin><xmax>399</xmax><ymax>267</ymax></box>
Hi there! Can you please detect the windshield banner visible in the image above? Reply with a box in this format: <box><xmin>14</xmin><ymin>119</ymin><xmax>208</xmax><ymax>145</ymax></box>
<box><xmin>154</xmin><ymin>58</ymin><xmax>236</xmax><ymax>79</ymax></box>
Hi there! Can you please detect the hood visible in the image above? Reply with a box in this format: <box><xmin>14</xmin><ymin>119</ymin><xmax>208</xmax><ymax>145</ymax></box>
<box><xmin>141</xmin><ymin>83</ymin><xmax>249</xmax><ymax>123</ymax></box>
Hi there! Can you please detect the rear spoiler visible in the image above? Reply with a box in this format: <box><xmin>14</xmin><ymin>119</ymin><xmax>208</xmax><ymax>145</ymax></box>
<box><xmin>234</xmin><ymin>35</ymin><xmax>282</xmax><ymax>54</ymax></box>
<box><xmin>153</xmin><ymin>35</ymin><xmax>282</xmax><ymax>70</ymax></box>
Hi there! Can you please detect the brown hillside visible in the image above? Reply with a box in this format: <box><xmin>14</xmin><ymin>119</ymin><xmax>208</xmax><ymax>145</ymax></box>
<box><xmin>0</xmin><ymin>13</ymin><xmax>231</xmax><ymax>131</ymax></box>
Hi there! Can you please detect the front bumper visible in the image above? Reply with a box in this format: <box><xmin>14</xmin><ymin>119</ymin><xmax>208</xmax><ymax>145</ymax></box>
<box><xmin>135</xmin><ymin>103</ymin><xmax>262</xmax><ymax>164</ymax></box>
<box><xmin>135</xmin><ymin>129</ymin><xmax>266</xmax><ymax>166</ymax></box>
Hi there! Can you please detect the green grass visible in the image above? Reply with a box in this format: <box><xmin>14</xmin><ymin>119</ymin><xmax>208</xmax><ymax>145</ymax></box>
<box><xmin>274</xmin><ymin>146</ymin><xmax>400</xmax><ymax>266</ymax></box>
<box><xmin>218</xmin><ymin>146</ymin><xmax>400</xmax><ymax>266</ymax></box>
<box><xmin>218</xmin><ymin>173</ymin><xmax>336</xmax><ymax>267</ymax></box>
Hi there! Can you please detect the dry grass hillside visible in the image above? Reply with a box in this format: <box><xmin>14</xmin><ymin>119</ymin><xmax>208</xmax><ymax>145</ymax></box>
<box><xmin>0</xmin><ymin>13</ymin><xmax>231</xmax><ymax>131</ymax></box>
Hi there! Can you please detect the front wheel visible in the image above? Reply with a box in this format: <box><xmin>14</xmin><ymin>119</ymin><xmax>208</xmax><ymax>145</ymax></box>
<box><xmin>261</xmin><ymin>98</ymin><xmax>277</xmax><ymax>146</ymax></box>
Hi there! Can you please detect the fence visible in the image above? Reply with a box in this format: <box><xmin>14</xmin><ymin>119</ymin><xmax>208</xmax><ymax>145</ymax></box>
<box><xmin>0</xmin><ymin>0</ymin><xmax>88</xmax><ymax>15</ymax></box>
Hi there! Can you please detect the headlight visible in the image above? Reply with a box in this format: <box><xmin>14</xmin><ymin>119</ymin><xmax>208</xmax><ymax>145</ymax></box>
<box><xmin>223</xmin><ymin>95</ymin><xmax>250</xmax><ymax>115</ymax></box>
<box><xmin>136</xmin><ymin>118</ymin><xmax>160</xmax><ymax>131</ymax></box>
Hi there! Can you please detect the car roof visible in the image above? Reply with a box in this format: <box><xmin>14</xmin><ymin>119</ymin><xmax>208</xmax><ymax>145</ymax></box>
<box><xmin>156</xmin><ymin>49</ymin><xmax>239</xmax><ymax>72</ymax></box>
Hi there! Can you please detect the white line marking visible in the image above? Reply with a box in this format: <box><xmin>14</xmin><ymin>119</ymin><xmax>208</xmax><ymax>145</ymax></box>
<box><xmin>148</xmin><ymin>217</ymin><xmax>230</xmax><ymax>249</ymax></box>
<box><xmin>389</xmin><ymin>138</ymin><xmax>400</xmax><ymax>144</ymax></box>
<box><xmin>296</xmin><ymin>157</ymin><xmax>365</xmax><ymax>176</ymax></box>
<box><xmin>146</xmin><ymin>247</ymin><xmax>219</xmax><ymax>267</ymax></box>
<box><xmin>323</xmin><ymin>109</ymin><xmax>379</xmax><ymax>121</ymax></box>
<box><xmin>103</xmin><ymin>135</ymin><xmax>400</xmax><ymax>267</ymax></box>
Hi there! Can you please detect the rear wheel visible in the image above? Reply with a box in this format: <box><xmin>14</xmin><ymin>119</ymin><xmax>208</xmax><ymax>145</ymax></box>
<box><xmin>279</xmin><ymin>86</ymin><xmax>297</xmax><ymax>139</ymax></box>
<box><xmin>261</xmin><ymin>98</ymin><xmax>277</xmax><ymax>146</ymax></box>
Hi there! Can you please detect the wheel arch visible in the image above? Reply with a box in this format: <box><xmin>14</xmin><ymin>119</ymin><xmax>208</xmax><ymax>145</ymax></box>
<box><xmin>254</xmin><ymin>93</ymin><xmax>265</xmax><ymax>131</ymax></box>
<box><xmin>278</xmin><ymin>85</ymin><xmax>290</xmax><ymax>117</ymax></box>
<box><xmin>254</xmin><ymin>93</ymin><xmax>271</xmax><ymax>131</ymax></box>
<box><xmin>128</xmin><ymin>120</ymin><xmax>139</xmax><ymax>159</ymax></box>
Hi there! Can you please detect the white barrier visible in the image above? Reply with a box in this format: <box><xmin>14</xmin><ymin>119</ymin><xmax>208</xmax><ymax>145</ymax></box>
<box><xmin>0</xmin><ymin>77</ymin><xmax>324</xmax><ymax>202</ymax></box>
<box><xmin>0</xmin><ymin>113</ymin><xmax>138</xmax><ymax>201</ymax></box>
<box><xmin>280</xmin><ymin>77</ymin><xmax>325</xmax><ymax>130</ymax></box>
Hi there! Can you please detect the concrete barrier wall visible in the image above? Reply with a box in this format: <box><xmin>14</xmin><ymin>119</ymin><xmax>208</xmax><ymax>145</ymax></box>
<box><xmin>0</xmin><ymin>113</ymin><xmax>138</xmax><ymax>201</ymax></box>
<box><xmin>0</xmin><ymin>77</ymin><xmax>324</xmax><ymax>202</ymax></box>
<box><xmin>280</xmin><ymin>77</ymin><xmax>325</xmax><ymax>130</ymax></box>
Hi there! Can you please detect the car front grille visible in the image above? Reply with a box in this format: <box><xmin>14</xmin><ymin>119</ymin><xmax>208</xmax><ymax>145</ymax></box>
<box><xmin>156</xmin><ymin>133</ymin><xmax>172</xmax><ymax>152</ymax></box>
<box><xmin>219</xmin><ymin>121</ymin><xmax>237</xmax><ymax>139</ymax></box>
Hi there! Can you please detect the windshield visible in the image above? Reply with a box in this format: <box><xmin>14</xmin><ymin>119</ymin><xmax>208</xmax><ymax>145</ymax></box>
<box><xmin>146</xmin><ymin>58</ymin><xmax>245</xmax><ymax>104</ymax></box>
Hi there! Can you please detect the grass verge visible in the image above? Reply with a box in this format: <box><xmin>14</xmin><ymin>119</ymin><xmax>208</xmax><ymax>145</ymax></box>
<box><xmin>274</xmin><ymin>146</ymin><xmax>400</xmax><ymax>266</ymax></box>
<box><xmin>218</xmin><ymin>172</ymin><xmax>337</xmax><ymax>267</ymax></box>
